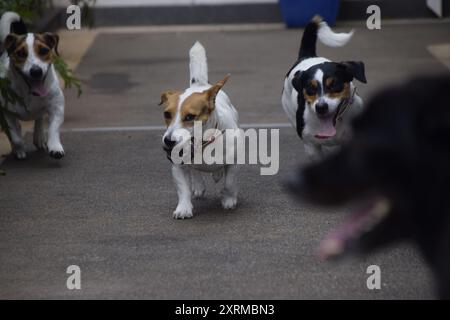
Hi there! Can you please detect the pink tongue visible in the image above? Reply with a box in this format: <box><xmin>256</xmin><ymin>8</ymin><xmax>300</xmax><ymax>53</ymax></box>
<box><xmin>32</xmin><ymin>83</ymin><xmax>49</xmax><ymax>97</ymax></box>
<box><xmin>315</xmin><ymin>117</ymin><xmax>336</xmax><ymax>139</ymax></box>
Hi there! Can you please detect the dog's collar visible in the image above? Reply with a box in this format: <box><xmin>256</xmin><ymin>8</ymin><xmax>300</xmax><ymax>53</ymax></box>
<box><xmin>333</xmin><ymin>87</ymin><xmax>357</xmax><ymax>126</ymax></box>
<box><xmin>196</xmin><ymin>122</ymin><xmax>225</xmax><ymax>150</ymax></box>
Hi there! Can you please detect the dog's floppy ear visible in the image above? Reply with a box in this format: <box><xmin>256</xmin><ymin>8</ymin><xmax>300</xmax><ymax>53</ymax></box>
<box><xmin>341</xmin><ymin>61</ymin><xmax>367</xmax><ymax>83</ymax></box>
<box><xmin>42</xmin><ymin>32</ymin><xmax>60</xmax><ymax>56</ymax></box>
<box><xmin>205</xmin><ymin>74</ymin><xmax>230</xmax><ymax>111</ymax></box>
<box><xmin>159</xmin><ymin>90</ymin><xmax>179</xmax><ymax>106</ymax></box>
<box><xmin>4</xmin><ymin>34</ymin><xmax>21</xmax><ymax>55</ymax></box>
<box><xmin>292</xmin><ymin>71</ymin><xmax>305</xmax><ymax>92</ymax></box>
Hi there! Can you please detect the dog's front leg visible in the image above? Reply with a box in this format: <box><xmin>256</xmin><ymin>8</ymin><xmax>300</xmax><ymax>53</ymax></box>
<box><xmin>172</xmin><ymin>165</ymin><xmax>193</xmax><ymax>219</ymax></box>
<box><xmin>191</xmin><ymin>170</ymin><xmax>206</xmax><ymax>199</ymax></box>
<box><xmin>47</xmin><ymin>101</ymin><xmax>65</xmax><ymax>159</ymax></box>
<box><xmin>33</xmin><ymin>117</ymin><xmax>46</xmax><ymax>151</ymax></box>
<box><xmin>221</xmin><ymin>164</ymin><xmax>239</xmax><ymax>209</ymax></box>
<box><xmin>5</xmin><ymin>115</ymin><xmax>26</xmax><ymax>160</ymax></box>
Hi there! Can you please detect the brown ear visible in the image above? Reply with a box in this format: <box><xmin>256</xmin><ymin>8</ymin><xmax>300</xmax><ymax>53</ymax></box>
<box><xmin>159</xmin><ymin>90</ymin><xmax>179</xmax><ymax>106</ymax></box>
<box><xmin>42</xmin><ymin>33</ymin><xmax>59</xmax><ymax>56</ymax></box>
<box><xmin>206</xmin><ymin>74</ymin><xmax>230</xmax><ymax>110</ymax></box>
<box><xmin>4</xmin><ymin>34</ymin><xmax>20</xmax><ymax>55</ymax></box>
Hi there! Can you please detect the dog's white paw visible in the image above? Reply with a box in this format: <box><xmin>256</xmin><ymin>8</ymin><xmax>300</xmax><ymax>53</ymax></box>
<box><xmin>221</xmin><ymin>196</ymin><xmax>237</xmax><ymax>210</ymax></box>
<box><xmin>14</xmin><ymin>149</ymin><xmax>27</xmax><ymax>160</ymax></box>
<box><xmin>47</xmin><ymin>141</ymin><xmax>65</xmax><ymax>159</ymax></box>
<box><xmin>192</xmin><ymin>188</ymin><xmax>206</xmax><ymax>199</ymax></box>
<box><xmin>173</xmin><ymin>203</ymin><xmax>193</xmax><ymax>219</ymax></box>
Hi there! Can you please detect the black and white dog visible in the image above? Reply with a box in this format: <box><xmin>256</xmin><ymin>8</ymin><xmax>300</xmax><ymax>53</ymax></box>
<box><xmin>0</xmin><ymin>12</ymin><xmax>65</xmax><ymax>160</ymax></box>
<box><xmin>287</xmin><ymin>75</ymin><xmax>450</xmax><ymax>299</ymax></box>
<box><xmin>282</xmin><ymin>16</ymin><xmax>367</xmax><ymax>160</ymax></box>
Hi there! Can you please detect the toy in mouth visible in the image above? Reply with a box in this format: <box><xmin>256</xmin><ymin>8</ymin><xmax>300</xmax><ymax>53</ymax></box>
<box><xmin>317</xmin><ymin>197</ymin><xmax>391</xmax><ymax>260</ymax></box>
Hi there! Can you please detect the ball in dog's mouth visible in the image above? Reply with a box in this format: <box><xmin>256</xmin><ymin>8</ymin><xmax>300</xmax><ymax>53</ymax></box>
<box><xmin>314</xmin><ymin>116</ymin><xmax>337</xmax><ymax>139</ymax></box>
<box><xmin>317</xmin><ymin>197</ymin><xmax>391</xmax><ymax>260</ymax></box>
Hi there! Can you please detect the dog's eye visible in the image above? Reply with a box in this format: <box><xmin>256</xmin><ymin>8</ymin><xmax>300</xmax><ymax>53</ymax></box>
<box><xmin>184</xmin><ymin>114</ymin><xmax>196</xmax><ymax>122</ymax></box>
<box><xmin>39</xmin><ymin>47</ymin><xmax>50</xmax><ymax>56</ymax></box>
<box><xmin>164</xmin><ymin>111</ymin><xmax>172</xmax><ymax>120</ymax></box>
<box><xmin>305</xmin><ymin>85</ymin><xmax>317</xmax><ymax>96</ymax></box>
<box><xmin>15</xmin><ymin>49</ymin><xmax>27</xmax><ymax>59</ymax></box>
<box><xmin>328</xmin><ymin>81</ymin><xmax>343</xmax><ymax>92</ymax></box>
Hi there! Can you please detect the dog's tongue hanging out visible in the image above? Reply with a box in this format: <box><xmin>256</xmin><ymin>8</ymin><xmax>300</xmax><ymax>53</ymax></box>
<box><xmin>315</xmin><ymin>117</ymin><xmax>337</xmax><ymax>139</ymax></box>
<box><xmin>31</xmin><ymin>83</ymin><xmax>49</xmax><ymax>97</ymax></box>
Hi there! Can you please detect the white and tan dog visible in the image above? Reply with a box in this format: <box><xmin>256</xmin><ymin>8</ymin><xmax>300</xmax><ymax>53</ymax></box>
<box><xmin>0</xmin><ymin>12</ymin><xmax>65</xmax><ymax>160</ymax></box>
<box><xmin>160</xmin><ymin>42</ymin><xmax>240</xmax><ymax>219</ymax></box>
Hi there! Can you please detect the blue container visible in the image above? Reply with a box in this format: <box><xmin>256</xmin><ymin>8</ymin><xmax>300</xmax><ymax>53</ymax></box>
<box><xmin>279</xmin><ymin>0</ymin><xmax>340</xmax><ymax>28</ymax></box>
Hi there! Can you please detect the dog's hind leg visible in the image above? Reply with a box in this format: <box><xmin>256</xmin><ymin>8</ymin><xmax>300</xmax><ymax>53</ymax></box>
<box><xmin>172</xmin><ymin>165</ymin><xmax>193</xmax><ymax>219</ymax></box>
<box><xmin>191</xmin><ymin>170</ymin><xmax>206</xmax><ymax>199</ymax></box>
<box><xmin>33</xmin><ymin>117</ymin><xmax>46</xmax><ymax>151</ymax></box>
<box><xmin>5</xmin><ymin>116</ymin><xmax>26</xmax><ymax>160</ymax></box>
<box><xmin>221</xmin><ymin>165</ymin><xmax>239</xmax><ymax>210</ymax></box>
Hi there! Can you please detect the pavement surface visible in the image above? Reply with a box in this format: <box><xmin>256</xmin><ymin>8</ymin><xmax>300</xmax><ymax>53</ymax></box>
<box><xmin>1</xmin><ymin>20</ymin><xmax>449</xmax><ymax>299</ymax></box>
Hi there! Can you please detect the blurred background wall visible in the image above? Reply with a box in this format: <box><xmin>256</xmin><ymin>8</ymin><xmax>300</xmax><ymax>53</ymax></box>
<box><xmin>48</xmin><ymin>0</ymin><xmax>448</xmax><ymax>28</ymax></box>
<box><xmin>95</xmin><ymin>0</ymin><xmax>278</xmax><ymax>5</ymax></box>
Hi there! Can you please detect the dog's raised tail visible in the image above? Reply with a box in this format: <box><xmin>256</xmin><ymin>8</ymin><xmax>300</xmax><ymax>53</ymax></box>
<box><xmin>298</xmin><ymin>15</ymin><xmax>354</xmax><ymax>60</ymax></box>
<box><xmin>189</xmin><ymin>41</ymin><xmax>208</xmax><ymax>86</ymax></box>
<box><xmin>0</xmin><ymin>12</ymin><xmax>26</xmax><ymax>43</ymax></box>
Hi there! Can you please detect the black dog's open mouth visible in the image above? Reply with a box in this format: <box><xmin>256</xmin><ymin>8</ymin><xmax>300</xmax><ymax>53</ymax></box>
<box><xmin>317</xmin><ymin>196</ymin><xmax>391</xmax><ymax>260</ymax></box>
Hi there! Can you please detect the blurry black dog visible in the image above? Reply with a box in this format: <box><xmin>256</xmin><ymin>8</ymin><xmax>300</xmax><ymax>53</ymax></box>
<box><xmin>287</xmin><ymin>74</ymin><xmax>450</xmax><ymax>299</ymax></box>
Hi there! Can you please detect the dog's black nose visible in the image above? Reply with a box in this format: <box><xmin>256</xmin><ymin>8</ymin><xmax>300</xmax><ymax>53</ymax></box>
<box><xmin>30</xmin><ymin>66</ymin><xmax>43</xmax><ymax>80</ymax></box>
<box><xmin>316</xmin><ymin>103</ymin><xmax>329</xmax><ymax>116</ymax></box>
<box><xmin>163</xmin><ymin>137</ymin><xmax>176</xmax><ymax>149</ymax></box>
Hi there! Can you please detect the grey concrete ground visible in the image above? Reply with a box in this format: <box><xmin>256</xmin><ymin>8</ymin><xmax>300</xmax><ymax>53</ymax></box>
<box><xmin>1</xmin><ymin>20</ymin><xmax>449</xmax><ymax>299</ymax></box>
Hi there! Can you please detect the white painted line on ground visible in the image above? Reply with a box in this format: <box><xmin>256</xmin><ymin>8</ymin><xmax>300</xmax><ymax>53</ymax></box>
<box><xmin>341</xmin><ymin>17</ymin><xmax>450</xmax><ymax>27</ymax></box>
<box><xmin>94</xmin><ymin>19</ymin><xmax>450</xmax><ymax>35</ymax></box>
<box><xmin>62</xmin><ymin>123</ymin><xmax>292</xmax><ymax>133</ymax></box>
<box><xmin>96</xmin><ymin>23</ymin><xmax>285</xmax><ymax>34</ymax></box>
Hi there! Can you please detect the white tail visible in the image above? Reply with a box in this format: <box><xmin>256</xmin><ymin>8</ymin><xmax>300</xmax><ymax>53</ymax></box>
<box><xmin>0</xmin><ymin>12</ymin><xmax>21</xmax><ymax>42</ymax></box>
<box><xmin>317</xmin><ymin>21</ymin><xmax>354</xmax><ymax>48</ymax></box>
<box><xmin>189</xmin><ymin>41</ymin><xmax>208</xmax><ymax>85</ymax></box>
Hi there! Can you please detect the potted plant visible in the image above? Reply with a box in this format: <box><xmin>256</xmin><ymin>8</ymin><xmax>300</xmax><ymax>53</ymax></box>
<box><xmin>279</xmin><ymin>0</ymin><xmax>340</xmax><ymax>28</ymax></box>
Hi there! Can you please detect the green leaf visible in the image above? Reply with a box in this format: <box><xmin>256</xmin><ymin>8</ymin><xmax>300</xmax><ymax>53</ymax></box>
<box><xmin>53</xmin><ymin>56</ymin><xmax>82</xmax><ymax>98</ymax></box>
